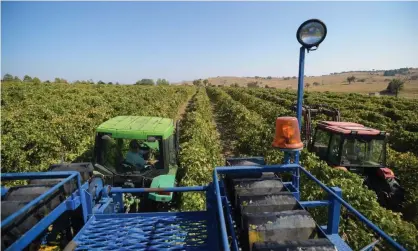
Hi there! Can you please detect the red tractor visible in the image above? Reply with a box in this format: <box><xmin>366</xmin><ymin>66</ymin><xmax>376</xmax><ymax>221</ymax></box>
<box><xmin>299</xmin><ymin>104</ymin><xmax>405</xmax><ymax>211</ymax></box>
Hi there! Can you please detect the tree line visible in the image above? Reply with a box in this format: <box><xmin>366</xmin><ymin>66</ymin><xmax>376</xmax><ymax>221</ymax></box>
<box><xmin>2</xmin><ymin>74</ymin><xmax>170</xmax><ymax>86</ymax></box>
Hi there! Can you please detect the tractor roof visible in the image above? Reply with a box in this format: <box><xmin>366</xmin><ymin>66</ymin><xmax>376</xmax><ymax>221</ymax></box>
<box><xmin>318</xmin><ymin>121</ymin><xmax>384</xmax><ymax>136</ymax></box>
<box><xmin>96</xmin><ymin>116</ymin><xmax>174</xmax><ymax>140</ymax></box>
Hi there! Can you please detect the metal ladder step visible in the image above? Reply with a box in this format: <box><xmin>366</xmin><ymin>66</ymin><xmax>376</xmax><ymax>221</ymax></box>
<box><xmin>252</xmin><ymin>239</ymin><xmax>338</xmax><ymax>251</ymax></box>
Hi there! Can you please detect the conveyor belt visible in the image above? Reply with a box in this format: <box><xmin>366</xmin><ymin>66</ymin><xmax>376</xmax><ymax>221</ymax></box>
<box><xmin>1</xmin><ymin>163</ymin><xmax>94</xmax><ymax>250</ymax></box>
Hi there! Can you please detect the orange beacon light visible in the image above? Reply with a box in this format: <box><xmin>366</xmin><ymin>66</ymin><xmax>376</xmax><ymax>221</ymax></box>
<box><xmin>272</xmin><ymin>116</ymin><xmax>303</xmax><ymax>151</ymax></box>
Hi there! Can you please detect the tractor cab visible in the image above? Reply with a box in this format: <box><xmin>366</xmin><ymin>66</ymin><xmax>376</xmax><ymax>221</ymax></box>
<box><xmin>309</xmin><ymin>121</ymin><xmax>404</xmax><ymax>210</ymax></box>
<box><xmin>310</xmin><ymin>121</ymin><xmax>387</xmax><ymax>173</ymax></box>
<box><xmin>92</xmin><ymin>116</ymin><xmax>179</xmax><ymax>203</ymax></box>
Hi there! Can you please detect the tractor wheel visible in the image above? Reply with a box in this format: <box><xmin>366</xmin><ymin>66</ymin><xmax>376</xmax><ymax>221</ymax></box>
<box><xmin>364</xmin><ymin>176</ymin><xmax>405</xmax><ymax>212</ymax></box>
<box><xmin>378</xmin><ymin>178</ymin><xmax>405</xmax><ymax>211</ymax></box>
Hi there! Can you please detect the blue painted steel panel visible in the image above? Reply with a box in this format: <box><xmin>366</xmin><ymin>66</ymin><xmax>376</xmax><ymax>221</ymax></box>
<box><xmin>72</xmin><ymin>212</ymin><xmax>218</xmax><ymax>250</ymax></box>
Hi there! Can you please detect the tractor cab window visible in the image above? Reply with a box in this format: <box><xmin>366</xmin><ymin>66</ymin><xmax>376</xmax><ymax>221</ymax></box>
<box><xmin>313</xmin><ymin>129</ymin><xmax>331</xmax><ymax>160</ymax></box>
<box><xmin>341</xmin><ymin>138</ymin><xmax>385</xmax><ymax>166</ymax></box>
<box><xmin>328</xmin><ymin>134</ymin><xmax>342</xmax><ymax>165</ymax></box>
<box><xmin>95</xmin><ymin>133</ymin><xmax>163</xmax><ymax>174</ymax></box>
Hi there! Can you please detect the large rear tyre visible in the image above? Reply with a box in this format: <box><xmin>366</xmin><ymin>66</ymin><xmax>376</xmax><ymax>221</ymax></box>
<box><xmin>364</xmin><ymin>176</ymin><xmax>405</xmax><ymax>212</ymax></box>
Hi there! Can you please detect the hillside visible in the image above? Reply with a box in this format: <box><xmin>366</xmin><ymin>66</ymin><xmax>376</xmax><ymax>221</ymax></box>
<box><xmin>178</xmin><ymin>68</ymin><xmax>418</xmax><ymax>99</ymax></box>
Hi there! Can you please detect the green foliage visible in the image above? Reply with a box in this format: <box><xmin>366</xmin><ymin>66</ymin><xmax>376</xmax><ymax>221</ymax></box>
<box><xmin>1</xmin><ymin>82</ymin><xmax>195</xmax><ymax>174</ymax></box>
<box><xmin>33</xmin><ymin>77</ymin><xmax>41</xmax><ymax>84</ymax></box>
<box><xmin>386</xmin><ymin>78</ymin><xmax>405</xmax><ymax>97</ymax></box>
<box><xmin>208</xmin><ymin>86</ymin><xmax>418</xmax><ymax>249</ymax></box>
<box><xmin>202</xmin><ymin>79</ymin><xmax>209</xmax><ymax>87</ymax></box>
<box><xmin>24</xmin><ymin>75</ymin><xmax>33</xmax><ymax>82</ymax></box>
<box><xmin>178</xmin><ymin>88</ymin><xmax>224</xmax><ymax>211</ymax></box>
<box><xmin>135</xmin><ymin>79</ymin><xmax>155</xmax><ymax>85</ymax></box>
<box><xmin>2</xmin><ymin>73</ymin><xmax>13</xmax><ymax>81</ymax></box>
<box><xmin>192</xmin><ymin>79</ymin><xmax>202</xmax><ymax>86</ymax></box>
<box><xmin>156</xmin><ymin>78</ymin><xmax>169</xmax><ymax>85</ymax></box>
<box><xmin>54</xmin><ymin>78</ymin><xmax>67</xmax><ymax>84</ymax></box>
<box><xmin>347</xmin><ymin>76</ymin><xmax>356</xmax><ymax>84</ymax></box>
<box><xmin>384</xmin><ymin>68</ymin><xmax>409</xmax><ymax>77</ymax></box>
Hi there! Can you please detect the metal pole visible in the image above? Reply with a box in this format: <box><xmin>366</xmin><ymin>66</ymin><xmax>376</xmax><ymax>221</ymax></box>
<box><xmin>296</xmin><ymin>46</ymin><xmax>306</xmax><ymax>130</ymax></box>
<box><xmin>293</xmin><ymin>46</ymin><xmax>305</xmax><ymax>194</ymax></box>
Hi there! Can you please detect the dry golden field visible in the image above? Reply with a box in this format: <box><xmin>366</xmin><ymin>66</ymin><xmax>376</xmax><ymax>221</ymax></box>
<box><xmin>179</xmin><ymin>68</ymin><xmax>418</xmax><ymax>99</ymax></box>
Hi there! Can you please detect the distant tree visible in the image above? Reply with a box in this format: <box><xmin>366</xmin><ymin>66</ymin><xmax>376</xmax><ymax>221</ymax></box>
<box><xmin>384</xmin><ymin>68</ymin><xmax>409</xmax><ymax>77</ymax></box>
<box><xmin>231</xmin><ymin>83</ymin><xmax>239</xmax><ymax>87</ymax></box>
<box><xmin>305</xmin><ymin>83</ymin><xmax>311</xmax><ymax>89</ymax></box>
<box><xmin>2</xmin><ymin>73</ymin><xmax>13</xmax><ymax>81</ymax></box>
<box><xmin>116</xmin><ymin>82</ymin><xmax>120</xmax><ymax>85</ymax></box>
<box><xmin>156</xmin><ymin>78</ymin><xmax>169</xmax><ymax>85</ymax></box>
<box><xmin>108</xmin><ymin>82</ymin><xmax>113</xmax><ymax>85</ymax></box>
<box><xmin>247</xmin><ymin>81</ymin><xmax>259</xmax><ymax>88</ymax></box>
<box><xmin>347</xmin><ymin>76</ymin><xmax>356</xmax><ymax>84</ymax></box>
<box><xmin>203</xmin><ymin>79</ymin><xmax>209</xmax><ymax>87</ymax></box>
<box><xmin>14</xmin><ymin>76</ymin><xmax>21</xmax><ymax>82</ymax></box>
<box><xmin>44</xmin><ymin>80</ymin><xmax>51</xmax><ymax>84</ymax></box>
<box><xmin>267</xmin><ymin>76</ymin><xmax>272</xmax><ymax>80</ymax></box>
<box><xmin>97</xmin><ymin>80</ymin><xmax>106</xmax><ymax>85</ymax></box>
<box><xmin>33</xmin><ymin>77</ymin><xmax>41</xmax><ymax>84</ymax></box>
<box><xmin>24</xmin><ymin>75</ymin><xmax>33</xmax><ymax>82</ymax></box>
<box><xmin>136</xmin><ymin>79</ymin><xmax>154</xmax><ymax>85</ymax></box>
<box><xmin>313</xmin><ymin>82</ymin><xmax>320</xmax><ymax>86</ymax></box>
<box><xmin>54</xmin><ymin>78</ymin><xmax>68</xmax><ymax>84</ymax></box>
<box><xmin>265</xmin><ymin>85</ymin><xmax>270</xmax><ymax>88</ymax></box>
<box><xmin>292</xmin><ymin>76</ymin><xmax>297</xmax><ymax>79</ymax></box>
<box><xmin>192</xmin><ymin>79</ymin><xmax>202</xmax><ymax>86</ymax></box>
<box><xmin>386</xmin><ymin>78</ymin><xmax>405</xmax><ymax>97</ymax></box>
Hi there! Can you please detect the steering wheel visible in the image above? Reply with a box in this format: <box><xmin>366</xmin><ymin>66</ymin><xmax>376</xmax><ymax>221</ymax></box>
<box><xmin>122</xmin><ymin>160</ymin><xmax>155</xmax><ymax>173</ymax></box>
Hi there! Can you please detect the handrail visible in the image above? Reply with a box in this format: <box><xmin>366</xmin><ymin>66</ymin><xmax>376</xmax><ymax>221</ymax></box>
<box><xmin>212</xmin><ymin>164</ymin><xmax>406</xmax><ymax>251</ymax></box>
<box><xmin>299</xmin><ymin>166</ymin><xmax>406</xmax><ymax>251</ymax></box>
<box><xmin>213</xmin><ymin>170</ymin><xmax>230</xmax><ymax>251</ymax></box>
<box><xmin>110</xmin><ymin>185</ymin><xmax>208</xmax><ymax>194</ymax></box>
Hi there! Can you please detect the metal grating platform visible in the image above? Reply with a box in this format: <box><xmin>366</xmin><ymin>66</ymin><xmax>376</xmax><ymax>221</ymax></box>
<box><xmin>71</xmin><ymin>212</ymin><xmax>218</xmax><ymax>251</ymax></box>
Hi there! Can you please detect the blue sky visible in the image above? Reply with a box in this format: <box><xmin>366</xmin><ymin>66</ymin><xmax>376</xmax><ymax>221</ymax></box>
<box><xmin>2</xmin><ymin>1</ymin><xmax>417</xmax><ymax>84</ymax></box>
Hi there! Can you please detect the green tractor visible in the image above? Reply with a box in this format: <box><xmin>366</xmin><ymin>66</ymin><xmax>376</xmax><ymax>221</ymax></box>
<box><xmin>91</xmin><ymin>115</ymin><xmax>180</xmax><ymax>211</ymax></box>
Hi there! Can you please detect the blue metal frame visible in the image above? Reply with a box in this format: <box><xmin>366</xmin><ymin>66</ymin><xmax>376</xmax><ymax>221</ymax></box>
<box><xmin>212</xmin><ymin>164</ymin><xmax>407</xmax><ymax>251</ymax></box>
<box><xmin>0</xmin><ymin>167</ymin><xmax>407</xmax><ymax>251</ymax></box>
<box><xmin>71</xmin><ymin>185</ymin><xmax>220</xmax><ymax>250</ymax></box>
<box><xmin>1</xmin><ymin>171</ymin><xmax>90</xmax><ymax>251</ymax></box>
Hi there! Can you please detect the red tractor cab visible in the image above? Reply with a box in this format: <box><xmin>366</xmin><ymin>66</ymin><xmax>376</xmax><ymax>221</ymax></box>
<box><xmin>308</xmin><ymin>121</ymin><xmax>405</xmax><ymax>211</ymax></box>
